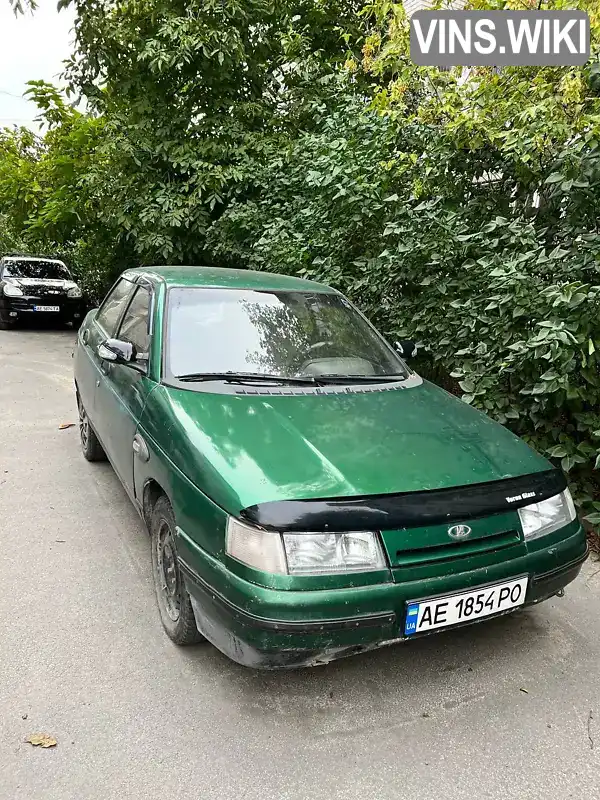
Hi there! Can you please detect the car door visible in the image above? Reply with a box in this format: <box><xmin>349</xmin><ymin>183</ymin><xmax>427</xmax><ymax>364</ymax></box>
<box><xmin>94</xmin><ymin>281</ymin><xmax>154</xmax><ymax>497</ymax></box>
<box><xmin>76</xmin><ymin>276</ymin><xmax>136</xmax><ymax>433</ymax></box>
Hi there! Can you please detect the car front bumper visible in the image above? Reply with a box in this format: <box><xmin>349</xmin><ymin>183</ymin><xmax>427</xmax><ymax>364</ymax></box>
<box><xmin>0</xmin><ymin>294</ymin><xmax>85</xmax><ymax>322</ymax></box>
<box><xmin>179</xmin><ymin>524</ymin><xmax>588</xmax><ymax>669</ymax></box>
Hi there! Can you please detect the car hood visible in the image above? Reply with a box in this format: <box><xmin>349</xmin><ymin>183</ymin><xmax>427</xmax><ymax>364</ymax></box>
<box><xmin>6</xmin><ymin>277</ymin><xmax>78</xmax><ymax>292</ymax></box>
<box><xmin>145</xmin><ymin>380</ymin><xmax>550</xmax><ymax>514</ymax></box>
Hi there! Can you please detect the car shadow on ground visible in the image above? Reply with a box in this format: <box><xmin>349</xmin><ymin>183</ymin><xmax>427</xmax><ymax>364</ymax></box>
<box><xmin>177</xmin><ymin>596</ymin><xmax>564</xmax><ymax>737</ymax></box>
<box><xmin>3</xmin><ymin>317</ymin><xmax>79</xmax><ymax>333</ymax></box>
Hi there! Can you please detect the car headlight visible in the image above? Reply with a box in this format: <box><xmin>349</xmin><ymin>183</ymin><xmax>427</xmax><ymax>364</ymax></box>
<box><xmin>226</xmin><ymin>517</ymin><xmax>386</xmax><ymax>575</ymax></box>
<box><xmin>67</xmin><ymin>286</ymin><xmax>82</xmax><ymax>298</ymax></box>
<box><xmin>283</xmin><ymin>531</ymin><xmax>386</xmax><ymax>575</ymax></box>
<box><xmin>3</xmin><ymin>283</ymin><xmax>23</xmax><ymax>297</ymax></box>
<box><xmin>518</xmin><ymin>489</ymin><xmax>577</xmax><ymax>540</ymax></box>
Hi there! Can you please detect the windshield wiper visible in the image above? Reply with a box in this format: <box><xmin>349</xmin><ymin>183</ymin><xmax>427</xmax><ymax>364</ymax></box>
<box><xmin>175</xmin><ymin>371</ymin><xmax>321</xmax><ymax>385</ymax></box>
<box><xmin>175</xmin><ymin>371</ymin><xmax>407</xmax><ymax>386</ymax></box>
<box><xmin>315</xmin><ymin>373</ymin><xmax>407</xmax><ymax>383</ymax></box>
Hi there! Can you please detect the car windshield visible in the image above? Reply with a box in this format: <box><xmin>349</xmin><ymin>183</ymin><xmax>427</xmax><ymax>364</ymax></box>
<box><xmin>166</xmin><ymin>287</ymin><xmax>408</xmax><ymax>381</ymax></box>
<box><xmin>3</xmin><ymin>259</ymin><xmax>71</xmax><ymax>280</ymax></box>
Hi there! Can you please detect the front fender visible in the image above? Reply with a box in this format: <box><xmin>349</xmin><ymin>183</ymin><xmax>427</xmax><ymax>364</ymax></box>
<box><xmin>133</xmin><ymin>412</ymin><xmax>228</xmax><ymax>560</ymax></box>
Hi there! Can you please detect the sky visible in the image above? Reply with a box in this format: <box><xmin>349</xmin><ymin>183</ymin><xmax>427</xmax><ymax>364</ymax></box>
<box><xmin>0</xmin><ymin>0</ymin><xmax>76</xmax><ymax>128</ymax></box>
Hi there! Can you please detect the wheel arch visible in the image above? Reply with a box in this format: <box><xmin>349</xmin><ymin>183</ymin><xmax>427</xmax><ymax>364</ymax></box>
<box><xmin>142</xmin><ymin>478</ymin><xmax>170</xmax><ymax>531</ymax></box>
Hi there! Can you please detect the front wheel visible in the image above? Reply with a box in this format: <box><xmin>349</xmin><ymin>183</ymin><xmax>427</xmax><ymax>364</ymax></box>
<box><xmin>150</xmin><ymin>495</ymin><xmax>204</xmax><ymax>646</ymax></box>
<box><xmin>0</xmin><ymin>309</ymin><xmax>15</xmax><ymax>330</ymax></box>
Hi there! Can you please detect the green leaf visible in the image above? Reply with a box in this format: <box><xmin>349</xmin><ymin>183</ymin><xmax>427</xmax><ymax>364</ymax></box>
<box><xmin>547</xmin><ymin>445</ymin><xmax>568</xmax><ymax>458</ymax></box>
<box><xmin>540</xmin><ymin>369</ymin><xmax>559</xmax><ymax>381</ymax></box>
<box><xmin>545</xmin><ymin>173</ymin><xmax>563</xmax><ymax>184</ymax></box>
<box><xmin>561</xmin><ymin>455</ymin><xmax>575</xmax><ymax>472</ymax></box>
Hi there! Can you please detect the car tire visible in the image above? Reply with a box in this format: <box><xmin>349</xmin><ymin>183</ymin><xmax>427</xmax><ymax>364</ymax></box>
<box><xmin>150</xmin><ymin>495</ymin><xmax>204</xmax><ymax>646</ymax></box>
<box><xmin>77</xmin><ymin>394</ymin><xmax>107</xmax><ymax>462</ymax></box>
<box><xmin>0</xmin><ymin>310</ymin><xmax>15</xmax><ymax>330</ymax></box>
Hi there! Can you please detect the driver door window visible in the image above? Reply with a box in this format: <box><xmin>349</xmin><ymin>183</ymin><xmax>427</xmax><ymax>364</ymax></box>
<box><xmin>116</xmin><ymin>285</ymin><xmax>151</xmax><ymax>358</ymax></box>
<box><xmin>96</xmin><ymin>278</ymin><xmax>135</xmax><ymax>336</ymax></box>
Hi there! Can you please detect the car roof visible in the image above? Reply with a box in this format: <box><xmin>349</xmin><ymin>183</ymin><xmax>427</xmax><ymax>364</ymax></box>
<box><xmin>127</xmin><ymin>266</ymin><xmax>337</xmax><ymax>294</ymax></box>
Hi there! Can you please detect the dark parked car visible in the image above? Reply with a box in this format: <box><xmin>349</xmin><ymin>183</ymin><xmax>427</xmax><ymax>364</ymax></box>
<box><xmin>0</xmin><ymin>255</ymin><xmax>85</xmax><ymax>329</ymax></box>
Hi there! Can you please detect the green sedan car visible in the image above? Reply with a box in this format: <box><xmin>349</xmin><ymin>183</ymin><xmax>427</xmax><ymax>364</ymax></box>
<box><xmin>73</xmin><ymin>266</ymin><xmax>588</xmax><ymax>668</ymax></box>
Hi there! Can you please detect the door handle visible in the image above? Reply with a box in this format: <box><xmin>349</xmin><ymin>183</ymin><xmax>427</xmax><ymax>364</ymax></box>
<box><xmin>82</xmin><ymin>329</ymin><xmax>89</xmax><ymax>345</ymax></box>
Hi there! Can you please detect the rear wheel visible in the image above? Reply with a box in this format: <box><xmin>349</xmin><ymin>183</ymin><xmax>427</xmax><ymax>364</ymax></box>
<box><xmin>77</xmin><ymin>394</ymin><xmax>106</xmax><ymax>462</ymax></box>
<box><xmin>151</xmin><ymin>495</ymin><xmax>204</xmax><ymax>646</ymax></box>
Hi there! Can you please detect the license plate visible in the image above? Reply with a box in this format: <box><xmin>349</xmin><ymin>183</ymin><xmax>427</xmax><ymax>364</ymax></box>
<box><xmin>34</xmin><ymin>305</ymin><xmax>60</xmax><ymax>312</ymax></box>
<box><xmin>404</xmin><ymin>576</ymin><xmax>528</xmax><ymax>636</ymax></box>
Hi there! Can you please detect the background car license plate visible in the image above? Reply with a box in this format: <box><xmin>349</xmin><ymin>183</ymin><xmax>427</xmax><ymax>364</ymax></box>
<box><xmin>34</xmin><ymin>305</ymin><xmax>60</xmax><ymax>312</ymax></box>
<box><xmin>404</xmin><ymin>576</ymin><xmax>528</xmax><ymax>636</ymax></box>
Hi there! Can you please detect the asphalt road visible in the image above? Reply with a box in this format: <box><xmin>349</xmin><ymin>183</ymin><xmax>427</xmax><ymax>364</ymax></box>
<box><xmin>1</xmin><ymin>327</ymin><xmax>600</xmax><ymax>800</ymax></box>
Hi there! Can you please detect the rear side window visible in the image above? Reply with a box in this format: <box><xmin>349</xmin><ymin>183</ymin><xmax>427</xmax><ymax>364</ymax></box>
<box><xmin>117</xmin><ymin>286</ymin><xmax>151</xmax><ymax>355</ymax></box>
<box><xmin>96</xmin><ymin>278</ymin><xmax>134</xmax><ymax>336</ymax></box>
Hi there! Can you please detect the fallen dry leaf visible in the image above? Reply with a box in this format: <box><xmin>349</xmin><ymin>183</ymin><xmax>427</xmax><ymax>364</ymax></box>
<box><xmin>25</xmin><ymin>734</ymin><xmax>57</xmax><ymax>748</ymax></box>
<box><xmin>58</xmin><ymin>423</ymin><xmax>76</xmax><ymax>430</ymax></box>
<box><xmin>519</xmin><ymin>688</ymin><xmax>529</xmax><ymax>694</ymax></box>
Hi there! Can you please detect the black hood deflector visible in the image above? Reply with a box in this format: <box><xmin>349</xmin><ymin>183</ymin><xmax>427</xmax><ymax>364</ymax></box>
<box><xmin>240</xmin><ymin>469</ymin><xmax>567</xmax><ymax>532</ymax></box>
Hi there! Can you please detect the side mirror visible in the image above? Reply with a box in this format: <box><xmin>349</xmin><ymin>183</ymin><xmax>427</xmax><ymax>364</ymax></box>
<box><xmin>98</xmin><ymin>338</ymin><xmax>135</xmax><ymax>364</ymax></box>
<box><xmin>395</xmin><ymin>340</ymin><xmax>417</xmax><ymax>359</ymax></box>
